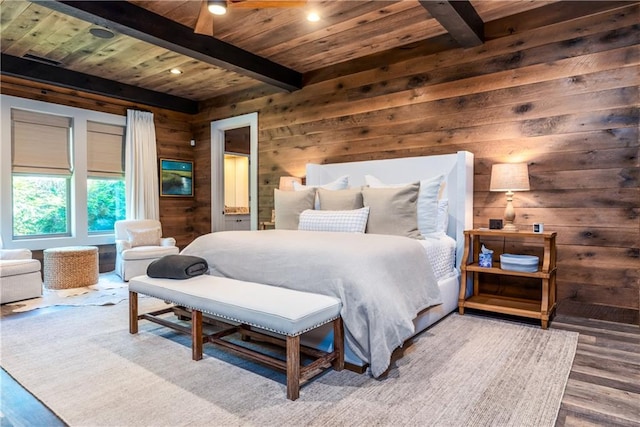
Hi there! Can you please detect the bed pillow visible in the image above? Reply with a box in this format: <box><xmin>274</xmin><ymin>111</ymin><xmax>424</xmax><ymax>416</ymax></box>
<box><xmin>274</xmin><ymin>188</ymin><xmax>316</xmax><ymax>230</ymax></box>
<box><xmin>293</xmin><ymin>175</ymin><xmax>349</xmax><ymax>191</ymax></box>
<box><xmin>436</xmin><ymin>199</ymin><xmax>449</xmax><ymax>233</ymax></box>
<box><xmin>318</xmin><ymin>188</ymin><xmax>364</xmax><ymax>210</ymax></box>
<box><xmin>365</xmin><ymin>174</ymin><xmax>445</xmax><ymax>236</ymax></box>
<box><xmin>298</xmin><ymin>207</ymin><xmax>370</xmax><ymax>233</ymax></box>
<box><xmin>127</xmin><ymin>227</ymin><xmax>161</xmax><ymax>247</ymax></box>
<box><xmin>293</xmin><ymin>175</ymin><xmax>349</xmax><ymax>209</ymax></box>
<box><xmin>361</xmin><ymin>183</ymin><xmax>422</xmax><ymax>239</ymax></box>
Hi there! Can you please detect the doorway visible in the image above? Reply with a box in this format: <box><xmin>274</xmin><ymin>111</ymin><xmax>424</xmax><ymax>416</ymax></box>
<box><xmin>210</xmin><ymin>112</ymin><xmax>258</xmax><ymax>232</ymax></box>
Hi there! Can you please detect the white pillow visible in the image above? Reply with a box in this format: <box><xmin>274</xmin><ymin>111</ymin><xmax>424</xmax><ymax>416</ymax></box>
<box><xmin>365</xmin><ymin>174</ymin><xmax>445</xmax><ymax>236</ymax></box>
<box><xmin>293</xmin><ymin>175</ymin><xmax>349</xmax><ymax>191</ymax></box>
<box><xmin>436</xmin><ymin>199</ymin><xmax>449</xmax><ymax>233</ymax></box>
<box><xmin>127</xmin><ymin>227</ymin><xmax>161</xmax><ymax>247</ymax></box>
<box><xmin>298</xmin><ymin>207</ymin><xmax>370</xmax><ymax>233</ymax></box>
<box><xmin>293</xmin><ymin>175</ymin><xmax>349</xmax><ymax>209</ymax></box>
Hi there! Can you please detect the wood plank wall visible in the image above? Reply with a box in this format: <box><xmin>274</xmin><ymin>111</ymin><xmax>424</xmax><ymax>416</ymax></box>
<box><xmin>1</xmin><ymin>4</ymin><xmax>637</xmax><ymax>323</ymax></box>
<box><xmin>192</xmin><ymin>4</ymin><xmax>639</xmax><ymax>323</ymax></box>
<box><xmin>0</xmin><ymin>77</ymin><xmax>196</xmax><ymax>271</ymax></box>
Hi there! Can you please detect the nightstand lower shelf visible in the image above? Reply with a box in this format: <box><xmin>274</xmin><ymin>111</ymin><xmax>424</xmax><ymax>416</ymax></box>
<box><xmin>461</xmin><ymin>294</ymin><xmax>556</xmax><ymax>325</ymax></box>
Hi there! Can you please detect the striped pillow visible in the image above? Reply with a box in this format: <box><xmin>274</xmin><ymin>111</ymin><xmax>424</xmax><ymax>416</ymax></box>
<box><xmin>298</xmin><ymin>207</ymin><xmax>370</xmax><ymax>233</ymax></box>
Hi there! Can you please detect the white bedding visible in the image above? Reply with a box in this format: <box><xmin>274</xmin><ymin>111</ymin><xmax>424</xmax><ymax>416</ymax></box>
<box><xmin>418</xmin><ymin>234</ymin><xmax>457</xmax><ymax>282</ymax></box>
<box><xmin>181</xmin><ymin>230</ymin><xmax>442</xmax><ymax>377</ymax></box>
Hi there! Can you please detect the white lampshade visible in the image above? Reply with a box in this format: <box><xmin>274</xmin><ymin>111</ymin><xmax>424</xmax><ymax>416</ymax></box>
<box><xmin>279</xmin><ymin>176</ymin><xmax>302</xmax><ymax>191</ymax></box>
<box><xmin>490</xmin><ymin>163</ymin><xmax>530</xmax><ymax>192</ymax></box>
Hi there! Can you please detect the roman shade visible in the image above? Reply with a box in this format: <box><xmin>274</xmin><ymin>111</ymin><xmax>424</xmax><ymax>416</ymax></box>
<box><xmin>87</xmin><ymin>121</ymin><xmax>125</xmax><ymax>178</ymax></box>
<box><xmin>11</xmin><ymin>109</ymin><xmax>72</xmax><ymax>176</ymax></box>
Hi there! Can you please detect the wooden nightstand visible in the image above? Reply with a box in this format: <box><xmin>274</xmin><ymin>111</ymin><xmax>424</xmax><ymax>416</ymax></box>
<box><xmin>259</xmin><ymin>221</ymin><xmax>275</xmax><ymax>230</ymax></box>
<box><xmin>458</xmin><ymin>229</ymin><xmax>557</xmax><ymax>329</ymax></box>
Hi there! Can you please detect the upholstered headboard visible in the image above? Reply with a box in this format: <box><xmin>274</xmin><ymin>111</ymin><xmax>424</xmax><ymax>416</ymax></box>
<box><xmin>305</xmin><ymin>151</ymin><xmax>474</xmax><ymax>270</ymax></box>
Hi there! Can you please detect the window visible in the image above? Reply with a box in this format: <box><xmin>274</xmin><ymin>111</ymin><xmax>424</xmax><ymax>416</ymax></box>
<box><xmin>11</xmin><ymin>109</ymin><xmax>72</xmax><ymax>238</ymax></box>
<box><xmin>86</xmin><ymin>121</ymin><xmax>126</xmax><ymax>233</ymax></box>
<box><xmin>1</xmin><ymin>95</ymin><xmax>127</xmax><ymax>250</ymax></box>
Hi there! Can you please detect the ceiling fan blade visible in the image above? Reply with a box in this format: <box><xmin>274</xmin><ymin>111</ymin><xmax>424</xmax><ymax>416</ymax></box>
<box><xmin>194</xmin><ymin>0</ymin><xmax>215</xmax><ymax>36</ymax></box>
<box><xmin>229</xmin><ymin>1</ymin><xmax>307</xmax><ymax>8</ymax></box>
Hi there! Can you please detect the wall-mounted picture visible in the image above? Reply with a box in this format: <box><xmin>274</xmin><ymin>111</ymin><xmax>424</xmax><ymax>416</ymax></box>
<box><xmin>160</xmin><ymin>158</ymin><xmax>193</xmax><ymax>197</ymax></box>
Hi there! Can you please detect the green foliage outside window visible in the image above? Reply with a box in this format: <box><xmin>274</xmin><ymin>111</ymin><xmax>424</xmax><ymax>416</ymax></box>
<box><xmin>12</xmin><ymin>176</ymin><xmax>68</xmax><ymax>237</ymax></box>
<box><xmin>12</xmin><ymin>176</ymin><xmax>126</xmax><ymax>237</ymax></box>
<box><xmin>87</xmin><ymin>178</ymin><xmax>126</xmax><ymax>232</ymax></box>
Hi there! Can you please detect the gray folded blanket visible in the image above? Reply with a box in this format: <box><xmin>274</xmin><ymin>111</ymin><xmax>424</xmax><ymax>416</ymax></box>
<box><xmin>147</xmin><ymin>255</ymin><xmax>209</xmax><ymax>280</ymax></box>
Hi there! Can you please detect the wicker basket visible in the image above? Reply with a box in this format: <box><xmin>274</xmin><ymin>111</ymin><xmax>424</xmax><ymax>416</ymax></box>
<box><xmin>44</xmin><ymin>246</ymin><xmax>99</xmax><ymax>289</ymax></box>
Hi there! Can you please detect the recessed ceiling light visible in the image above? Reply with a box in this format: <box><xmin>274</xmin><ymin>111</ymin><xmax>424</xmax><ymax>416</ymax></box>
<box><xmin>208</xmin><ymin>0</ymin><xmax>227</xmax><ymax>15</ymax></box>
<box><xmin>89</xmin><ymin>27</ymin><xmax>115</xmax><ymax>39</ymax></box>
<box><xmin>307</xmin><ymin>12</ymin><xmax>320</xmax><ymax>22</ymax></box>
<box><xmin>170</xmin><ymin>68</ymin><xmax>183</xmax><ymax>75</ymax></box>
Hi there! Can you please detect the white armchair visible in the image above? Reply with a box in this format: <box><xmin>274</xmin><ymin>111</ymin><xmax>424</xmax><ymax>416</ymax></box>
<box><xmin>114</xmin><ymin>219</ymin><xmax>179</xmax><ymax>281</ymax></box>
<box><xmin>0</xmin><ymin>237</ymin><xmax>43</xmax><ymax>304</ymax></box>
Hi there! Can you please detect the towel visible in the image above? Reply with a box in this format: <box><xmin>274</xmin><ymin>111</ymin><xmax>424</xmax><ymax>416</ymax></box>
<box><xmin>146</xmin><ymin>255</ymin><xmax>209</xmax><ymax>280</ymax></box>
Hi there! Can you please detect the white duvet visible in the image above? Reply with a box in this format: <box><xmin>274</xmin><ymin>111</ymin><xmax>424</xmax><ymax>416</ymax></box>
<box><xmin>181</xmin><ymin>230</ymin><xmax>442</xmax><ymax>377</ymax></box>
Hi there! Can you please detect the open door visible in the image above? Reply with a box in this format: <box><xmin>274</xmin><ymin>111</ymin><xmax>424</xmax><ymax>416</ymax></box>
<box><xmin>210</xmin><ymin>113</ymin><xmax>258</xmax><ymax>232</ymax></box>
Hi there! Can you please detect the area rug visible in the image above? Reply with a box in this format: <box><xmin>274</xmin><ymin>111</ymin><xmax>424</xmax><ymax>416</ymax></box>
<box><xmin>3</xmin><ymin>272</ymin><xmax>128</xmax><ymax>313</ymax></box>
<box><xmin>0</xmin><ymin>299</ymin><xmax>578</xmax><ymax>427</ymax></box>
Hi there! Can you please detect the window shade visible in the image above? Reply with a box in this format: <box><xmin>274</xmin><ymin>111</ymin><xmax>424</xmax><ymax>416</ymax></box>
<box><xmin>11</xmin><ymin>109</ymin><xmax>72</xmax><ymax>176</ymax></box>
<box><xmin>87</xmin><ymin>121</ymin><xmax>125</xmax><ymax>178</ymax></box>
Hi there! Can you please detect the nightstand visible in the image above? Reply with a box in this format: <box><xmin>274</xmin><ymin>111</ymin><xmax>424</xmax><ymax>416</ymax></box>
<box><xmin>458</xmin><ymin>229</ymin><xmax>557</xmax><ymax>329</ymax></box>
<box><xmin>259</xmin><ymin>221</ymin><xmax>275</xmax><ymax>230</ymax></box>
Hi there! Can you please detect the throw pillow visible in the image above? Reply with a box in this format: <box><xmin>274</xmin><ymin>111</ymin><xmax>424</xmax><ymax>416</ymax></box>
<box><xmin>365</xmin><ymin>174</ymin><xmax>445</xmax><ymax>237</ymax></box>
<box><xmin>318</xmin><ymin>188</ymin><xmax>364</xmax><ymax>210</ymax></box>
<box><xmin>361</xmin><ymin>183</ymin><xmax>422</xmax><ymax>239</ymax></box>
<box><xmin>293</xmin><ymin>175</ymin><xmax>349</xmax><ymax>209</ymax></box>
<box><xmin>298</xmin><ymin>207</ymin><xmax>370</xmax><ymax>233</ymax></box>
<box><xmin>127</xmin><ymin>227</ymin><xmax>161</xmax><ymax>247</ymax></box>
<box><xmin>274</xmin><ymin>188</ymin><xmax>316</xmax><ymax>230</ymax></box>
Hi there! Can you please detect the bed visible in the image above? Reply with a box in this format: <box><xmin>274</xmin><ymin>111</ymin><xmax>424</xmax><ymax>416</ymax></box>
<box><xmin>181</xmin><ymin>151</ymin><xmax>473</xmax><ymax>377</ymax></box>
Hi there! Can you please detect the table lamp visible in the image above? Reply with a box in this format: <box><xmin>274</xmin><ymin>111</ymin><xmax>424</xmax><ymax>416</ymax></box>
<box><xmin>278</xmin><ymin>176</ymin><xmax>302</xmax><ymax>191</ymax></box>
<box><xmin>490</xmin><ymin>163</ymin><xmax>530</xmax><ymax>232</ymax></box>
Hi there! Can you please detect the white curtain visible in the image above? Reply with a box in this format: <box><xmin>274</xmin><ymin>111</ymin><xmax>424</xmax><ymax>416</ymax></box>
<box><xmin>125</xmin><ymin>110</ymin><xmax>159</xmax><ymax>220</ymax></box>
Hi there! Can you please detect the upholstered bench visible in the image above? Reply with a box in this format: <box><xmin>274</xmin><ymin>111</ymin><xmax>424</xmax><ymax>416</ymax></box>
<box><xmin>128</xmin><ymin>274</ymin><xmax>344</xmax><ymax>400</ymax></box>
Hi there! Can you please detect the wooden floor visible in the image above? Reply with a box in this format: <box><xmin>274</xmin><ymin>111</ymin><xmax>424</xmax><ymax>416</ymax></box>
<box><xmin>1</xmin><ymin>309</ymin><xmax>638</xmax><ymax>426</ymax></box>
<box><xmin>552</xmin><ymin>315</ymin><xmax>640</xmax><ymax>427</ymax></box>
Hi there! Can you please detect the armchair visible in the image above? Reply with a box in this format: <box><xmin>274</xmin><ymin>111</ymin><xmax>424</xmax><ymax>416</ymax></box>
<box><xmin>114</xmin><ymin>219</ymin><xmax>179</xmax><ymax>281</ymax></box>
<box><xmin>0</xmin><ymin>237</ymin><xmax>43</xmax><ymax>304</ymax></box>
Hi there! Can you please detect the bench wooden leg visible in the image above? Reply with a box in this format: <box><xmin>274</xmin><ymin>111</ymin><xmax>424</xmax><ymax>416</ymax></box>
<box><xmin>192</xmin><ymin>309</ymin><xmax>203</xmax><ymax>361</ymax></box>
<box><xmin>129</xmin><ymin>291</ymin><xmax>138</xmax><ymax>334</ymax></box>
<box><xmin>333</xmin><ymin>317</ymin><xmax>344</xmax><ymax>371</ymax></box>
<box><xmin>286</xmin><ymin>335</ymin><xmax>300</xmax><ymax>400</ymax></box>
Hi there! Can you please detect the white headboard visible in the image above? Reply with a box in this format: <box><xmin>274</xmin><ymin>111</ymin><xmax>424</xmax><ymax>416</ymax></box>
<box><xmin>306</xmin><ymin>151</ymin><xmax>474</xmax><ymax>270</ymax></box>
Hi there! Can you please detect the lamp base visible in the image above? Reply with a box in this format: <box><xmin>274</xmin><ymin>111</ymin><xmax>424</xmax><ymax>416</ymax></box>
<box><xmin>502</xmin><ymin>222</ymin><xmax>518</xmax><ymax>232</ymax></box>
<box><xmin>503</xmin><ymin>191</ymin><xmax>518</xmax><ymax>232</ymax></box>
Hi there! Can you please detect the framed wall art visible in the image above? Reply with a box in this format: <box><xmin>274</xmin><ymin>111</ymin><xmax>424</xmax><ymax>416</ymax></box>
<box><xmin>160</xmin><ymin>158</ymin><xmax>193</xmax><ymax>197</ymax></box>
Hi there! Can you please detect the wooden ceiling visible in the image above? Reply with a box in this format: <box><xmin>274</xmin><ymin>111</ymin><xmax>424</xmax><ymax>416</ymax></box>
<box><xmin>0</xmin><ymin>1</ymin><xmax>630</xmax><ymax>113</ymax></box>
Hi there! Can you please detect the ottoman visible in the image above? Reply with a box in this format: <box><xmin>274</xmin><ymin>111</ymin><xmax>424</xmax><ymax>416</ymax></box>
<box><xmin>44</xmin><ymin>246</ymin><xmax>99</xmax><ymax>289</ymax></box>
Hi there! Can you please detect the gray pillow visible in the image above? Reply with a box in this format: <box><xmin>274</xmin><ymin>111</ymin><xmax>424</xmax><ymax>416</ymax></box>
<box><xmin>274</xmin><ymin>188</ymin><xmax>316</xmax><ymax>230</ymax></box>
<box><xmin>318</xmin><ymin>188</ymin><xmax>364</xmax><ymax>210</ymax></box>
<box><xmin>362</xmin><ymin>183</ymin><xmax>423</xmax><ymax>239</ymax></box>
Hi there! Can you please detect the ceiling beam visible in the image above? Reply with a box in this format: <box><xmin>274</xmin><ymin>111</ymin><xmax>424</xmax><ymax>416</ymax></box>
<box><xmin>420</xmin><ymin>1</ymin><xmax>484</xmax><ymax>47</ymax></box>
<box><xmin>36</xmin><ymin>0</ymin><xmax>303</xmax><ymax>92</ymax></box>
<box><xmin>0</xmin><ymin>54</ymin><xmax>199</xmax><ymax>114</ymax></box>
